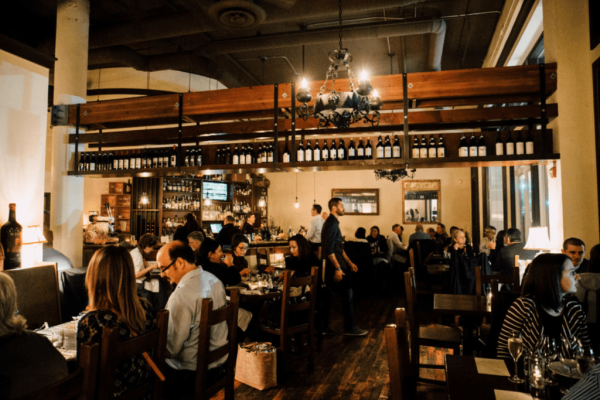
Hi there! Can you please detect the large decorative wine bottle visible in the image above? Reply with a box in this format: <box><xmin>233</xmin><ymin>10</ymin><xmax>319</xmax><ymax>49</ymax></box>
<box><xmin>1</xmin><ymin>204</ymin><xmax>23</xmax><ymax>270</ymax></box>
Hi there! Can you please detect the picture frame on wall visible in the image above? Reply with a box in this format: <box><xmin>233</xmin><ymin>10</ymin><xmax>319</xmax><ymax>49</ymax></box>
<box><xmin>331</xmin><ymin>189</ymin><xmax>379</xmax><ymax>215</ymax></box>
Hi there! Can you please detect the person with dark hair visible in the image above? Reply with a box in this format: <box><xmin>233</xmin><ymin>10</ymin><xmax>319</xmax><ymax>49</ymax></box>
<box><xmin>354</xmin><ymin>227</ymin><xmax>368</xmax><ymax>242</ymax></box>
<box><xmin>562</xmin><ymin>237</ymin><xmax>590</xmax><ymax>273</ymax></box>
<box><xmin>240</xmin><ymin>214</ymin><xmax>259</xmax><ymax>238</ymax></box>
<box><xmin>286</xmin><ymin>234</ymin><xmax>320</xmax><ymax>278</ymax></box>
<box><xmin>197</xmin><ymin>238</ymin><xmax>241</xmax><ymax>286</ymax></box>
<box><xmin>493</xmin><ymin>228</ymin><xmax>537</xmax><ymax>275</ymax></box>
<box><xmin>321</xmin><ymin>197</ymin><xmax>367</xmax><ymax>336</ymax></box>
<box><xmin>230</xmin><ymin>233</ymin><xmax>251</xmax><ymax>275</ymax></box>
<box><xmin>158</xmin><ymin>241</ymin><xmax>228</xmax><ymax>399</ymax></box>
<box><xmin>427</xmin><ymin>227</ymin><xmax>436</xmax><ymax>240</ymax></box>
<box><xmin>306</xmin><ymin>204</ymin><xmax>324</xmax><ymax>252</ymax></box>
<box><xmin>497</xmin><ymin>253</ymin><xmax>591</xmax><ymax>359</ymax></box>
<box><xmin>173</xmin><ymin>213</ymin><xmax>203</xmax><ymax>244</ymax></box>
<box><xmin>367</xmin><ymin>226</ymin><xmax>388</xmax><ymax>258</ymax></box>
<box><xmin>216</xmin><ymin>215</ymin><xmax>241</xmax><ymax>247</ymax></box>
<box><xmin>130</xmin><ymin>233</ymin><xmax>160</xmax><ymax>302</ymax></box>
<box><xmin>79</xmin><ymin>246</ymin><xmax>156</xmax><ymax>397</ymax></box>
<box><xmin>434</xmin><ymin>223</ymin><xmax>450</xmax><ymax>253</ymax></box>
<box><xmin>588</xmin><ymin>244</ymin><xmax>600</xmax><ymax>274</ymax></box>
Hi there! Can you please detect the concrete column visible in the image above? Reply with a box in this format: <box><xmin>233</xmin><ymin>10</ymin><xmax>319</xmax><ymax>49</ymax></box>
<box><xmin>50</xmin><ymin>0</ymin><xmax>89</xmax><ymax>266</ymax></box>
<box><xmin>543</xmin><ymin>0</ymin><xmax>600</xmax><ymax>247</ymax></box>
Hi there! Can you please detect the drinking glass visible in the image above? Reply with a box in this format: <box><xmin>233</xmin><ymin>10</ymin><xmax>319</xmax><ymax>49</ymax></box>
<box><xmin>542</xmin><ymin>336</ymin><xmax>559</xmax><ymax>386</ymax></box>
<box><xmin>507</xmin><ymin>331</ymin><xmax>525</xmax><ymax>383</ymax></box>
<box><xmin>576</xmin><ymin>348</ymin><xmax>596</xmax><ymax>376</ymax></box>
<box><xmin>559</xmin><ymin>352</ymin><xmax>578</xmax><ymax>394</ymax></box>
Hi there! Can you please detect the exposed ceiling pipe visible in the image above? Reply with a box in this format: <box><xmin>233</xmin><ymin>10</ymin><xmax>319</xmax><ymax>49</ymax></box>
<box><xmin>82</xmin><ymin>0</ymin><xmax>425</xmax><ymax>50</ymax></box>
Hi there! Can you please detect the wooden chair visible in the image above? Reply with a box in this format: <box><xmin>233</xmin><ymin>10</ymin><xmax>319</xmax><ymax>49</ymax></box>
<box><xmin>191</xmin><ymin>289</ymin><xmax>240</xmax><ymax>400</ymax></box>
<box><xmin>97</xmin><ymin>309</ymin><xmax>169</xmax><ymax>400</ymax></box>
<box><xmin>260</xmin><ymin>267</ymin><xmax>318</xmax><ymax>374</ymax></box>
<box><xmin>14</xmin><ymin>342</ymin><xmax>99</xmax><ymax>400</ymax></box>
<box><xmin>3</xmin><ymin>262</ymin><xmax>62</xmax><ymax>328</ymax></box>
<box><xmin>482</xmin><ymin>279</ymin><xmax>520</xmax><ymax>358</ymax></box>
<box><xmin>404</xmin><ymin>270</ymin><xmax>461</xmax><ymax>384</ymax></box>
<box><xmin>408</xmin><ymin>250</ymin><xmax>441</xmax><ymax>295</ymax></box>
<box><xmin>385</xmin><ymin>308</ymin><xmax>414</xmax><ymax>400</ymax></box>
<box><xmin>475</xmin><ymin>265</ymin><xmax>521</xmax><ymax>296</ymax></box>
<box><xmin>316</xmin><ymin>259</ymin><xmax>327</xmax><ymax>352</ymax></box>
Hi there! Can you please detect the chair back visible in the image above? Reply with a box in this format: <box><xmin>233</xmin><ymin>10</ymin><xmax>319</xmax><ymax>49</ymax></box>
<box><xmin>256</xmin><ymin>249</ymin><xmax>270</xmax><ymax>270</ymax></box>
<box><xmin>409</xmin><ymin>249</ymin><xmax>415</xmax><ymax>271</ymax></box>
<box><xmin>475</xmin><ymin>266</ymin><xmax>521</xmax><ymax>296</ymax></box>
<box><xmin>403</xmin><ymin>270</ymin><xmax>419</xmax><ymax>377</ymax></box>
<box><xmin>14</xmin><ymin>342</ymin><xmax>99</xmax><ymax>400</ymax></box>
<box><xmin>3</xmin><ymin>263</ymin><xmax>61</xmax><ymax>328</ymax></box>
<box><xmin>279</xmin><ymin>267</ymin><xmax>319</xmax><ymax>333</ymax></box>
<box><xmin>415</xmin><ymin>240</ymin><xmax>435</xmax><ymax>266</ymax></box>
<box><xmin>195</xmin><ymin>289</ymin><xmax>240</xmax><ymax>400</ymax></box>
<box><xmin>97</xmin><ymin>309</ymin><xmax>169</xmax><ymax>400</ymax></box>
<box><xmin>483</xmin><ymin>279</ymin><xmax>520</xmax><ymax>358</ymax></box>
<box><xmin>385</xmin><ymin>308</ymin><xmax>413</xmax><ymax>400</ymax></box>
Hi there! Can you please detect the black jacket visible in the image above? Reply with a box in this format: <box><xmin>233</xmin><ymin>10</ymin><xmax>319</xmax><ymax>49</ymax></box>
<box><xmin>285</xmin><ymin>253</ymin><xmax>320</xmax><ymax>278</ymax></box>
<box><xmin>216</xmin><ymin>224</ymin><xmax>241</xmax><ymax>247</ymax></box>
<box><xmin>366</xmin><ymin>235</ymin><xmax>388</xmax><ymax>258</ymax></box>
<box><xmin>493</xmin><ymin>242</ymin><xmax>538</xmax><ymax>274</ymax></box>
<box><xmin>199</xmin><ymin>258</ymin><xmax>242</xmax><ymax>286</ymax></box>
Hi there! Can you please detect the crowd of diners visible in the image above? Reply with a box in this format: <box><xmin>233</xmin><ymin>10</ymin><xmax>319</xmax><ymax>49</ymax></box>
<box><xmin>2</xmin><ymin>197</ymin><xmax>600</xmax><ymax>398</ymax></box>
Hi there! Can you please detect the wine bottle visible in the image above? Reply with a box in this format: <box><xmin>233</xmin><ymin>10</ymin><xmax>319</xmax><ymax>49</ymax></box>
<box><xmin>330</xmin><ymin>139</ymin><xmax>338</xmax><ymax>161</ymax></box>
<box><xmin>428</xmin><ymin>136</ymin><xmax>437</xmax><ymax>158</ymax></box>
<box><xmin>197</xmin><ymin>146</ymin><xmax>203</xmax><ymax>166</ymax></box>
<box><xmin>245</xmin><ymin>144</ymin><xmax>253</xmax><ymax>164</ymax></box>
<box><xmin>459</xmin><ymin>134</ymin><xmax>468</xmax><ymax>157</ymax></box>
<box><xmin>240</xmin><ymin>144</ymin><xmax>247</xmax><ymax>165</ymax></box>
<box><xmin>170</xmin><ymin>145</ymin><xmax>177</xmax><ymax>167</ymax></box>
<box><xmin>478</xmin><ymin>133</ymin><xmax>487</xmax><ymax>157</ymax></box>
<box><xmin>348</xmin><ymin>138</ymin><xmax>356</xmax><ymax>160</ymax></box>
<box><xmin>469</xmin><ymin>134</ymin><xmax>478</xmax><ymax>157</ymax></box>
<box><xmin>525</xmin><ymin>131</ymin><xmax>534</xmax><ymax>155</ymax></box>
<box><xmin>297</xmin><ymin>140</ymin><xmax>305</xmax><ymax>162</ymax></box>
<box><xmin>338</xmin><ymin>139</ymin><xmax>346</xmax><ymax>160</ymax></box>
<box><xmin>412</xmin><ymin>136</ymin><xmax>420</xmax><ymax>158</ymax></box>
<box><xmin>322</xmin><ymin>139</ymin><xmax>330</xmax><ymax>161</ymax></box>
<box><xmin>357</xmin><ymin>138</ymin><xmax>365</xmax><ymax>159</ymax></box>
<box><xmin>1</xmin><ymin>203</ymin><xmax>23</xmax><ymax>270</ymax></box>
<box><xmin>495</xmin><ymin>132</ymin><xmax>504</xmax><ymax>156</ymax></box>
<box><xmin>124</xmin><ymin>152</ymin><xmax>130</xmax><ymax>169</ymax></box>
<box><xmin>419</xmin><ymin>136</ymin><xmax>428</xmax><ymax>158</ymax></box>
<box><xmin>125</xmin><ymin>179</ymin><xmax>132</xmax><ymax>194</ymax></box>
<box><xmin>225</xmin><ymin>145</ymin><xmax>232</xmax><ymax>164</ymax></box>
<box><xmin>506</xmin><ymin>133</ymin><xmax>515</xmax><ymax>155</ymax></box>
<box><xmin>392</xmin><ymin>136</ymin><xmax>401</xmax><ymax>159</ymax></box>
<box><xmin>283</xmin><ymin>138</ymin><xmax>291</xmax><ymax>163</ymax></box>
<box><xmin>108</xmin><ymin>152</ymin><xmax>115</xmax><ymax>170</ymax></box>
<box><xmin>314</xmin><ymin>139</ymin><xmax>321</xmax><ymax>161</ymax></box>
<box><xmin>516</xmin><ymin>132</ymin><xmax>525</xmax><ymax>155</ymax></box>
<box><xmin>305</xmin><ymin>140</ymin><xmax>313</xmax><ymax>162</ymax></box>
<box><xmin>79</xmin><ymin>153</ymin><xmax>85</xmax><ymax>171</ymax></box>
<box><xmin>377</xmin><ymin>136</ymin><xmax>384</xmax><ymax>159</ymax></box>
<box><xmin>118</xmin><ymin>152</ymin><xmax>124</xmax><ymax>169</ymax></box>
<box><xmin>129</xmin><ymin>152</ymin><xmax>135</xmax><ymax>170</ymax></box>
<box><xmin>267</xmin><ymin>142</ymin><xmax>274</xmax><ymax>163</ymax></box>
<box><xmin>233</xmin><ymin>144</ymin><xmax>240</xmax><ymax>164</ymax></box>
<box><xmin>184</xmin><ymin>148</ymin><xmax>191</xmax><ymax>166</ymax></box>
<box><xmin>365</xmin><ymin>138</ymin><xmax>373</xmax><ymax>159</ymax></box>
<box><xmin>437</xmin><ymin>136</ymin><xmax>445</xmax><ymax>158</ymax></box>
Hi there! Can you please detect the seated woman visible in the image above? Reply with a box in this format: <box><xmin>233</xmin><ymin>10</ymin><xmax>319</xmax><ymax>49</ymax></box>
<box><xmin>77</xmin><ymin>246</ymin><xmax>156</xmax><ymax>398</ymax></box>
<box><xmin>366</xmin><ymin>225</ymin><xmax>388</xmax><ymax>260</ymax></box>
<box><xmin>130</xmin><ymin>234</ymin><xmax>160</xmax><ymax>304</ymax></box>
<box><xmin>353</xmin><ymin>228</ymin><xmax>369</xmax><ymax>243</ymax></box>
<box><xmin>198</xmin><ymin>237</ymin><xmax>241</xmax><ymax>286</ymax></box>
<box><xmin>285</xmin><ymin>234</ymin><xmax>320</xmax><ymax>278</ymax></box>
<box><xmin>231</xmin><ymin>233</ymin><xmax>251</xmax><ymax>276</ymax></box>
<box><xmin>445</xmin><ymin>229</ymin><xmax>476</xmax><ymax>295</ymax></box>
<box><xmin>497</xmin><ymin>253</ymin><xmax>592</xmax><ymax>359</ymax></box>
<box><xmin>0</xmin><ymin>274</ymin><xmax>68</xmax><ymax>399</ymax></box>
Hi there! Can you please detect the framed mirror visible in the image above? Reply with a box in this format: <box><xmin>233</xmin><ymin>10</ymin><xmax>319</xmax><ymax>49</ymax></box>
<box><xmin>331</xmin><ymin>189</ymin><xmax>379</xmax><ymax>215</ymax></box>
<box><xmin>402</xmin><ymin>180</ymin><xmax>441</xmax><ymax>224</ymax></box>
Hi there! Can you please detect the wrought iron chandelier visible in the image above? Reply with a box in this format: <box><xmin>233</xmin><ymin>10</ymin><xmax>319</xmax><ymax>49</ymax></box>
<box><xmin>374</xmin><ymin>167</ymin><xmax>416</xmax><ymax>182</ymax></box>
<box><xmin>296</xmin><ymin>0</ymin><xmax>382</xmax><ymax>129</ymax></box>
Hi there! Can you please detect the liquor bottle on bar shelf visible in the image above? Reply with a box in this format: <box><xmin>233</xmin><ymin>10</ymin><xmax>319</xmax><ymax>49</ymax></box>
<box><xmin>478</xmin><ymin>133</ymin><xmax>487</xmax><ymax>157</ymax></box>
<box><xmin>125</xmin><ymin>180</ymin><xmax>132</xmax><ymax>194</ymax></box>
<box><xmin>365</xmin><ymin>138</ymin><xmax>373</xmax><ymax>159</ymax></box>
<box><xmin>469</xmin><ymin>134</ymin><xmax>478</xmax><ymax>157</ymax></box>
<box><xmin>321</xmin><ymin>139</ymin><xmax>330</xmax><ymax>161</ymax></box>
<box><xmin>505</xmin><ymin>133</ymin><xmax>515</xmax><ymax>155</ymax></box>
<box><xmin>297</xmin><ymin>140</ymin><xmax>305</xmax><ymax>162</ymax></box>
<box><xmin>459</xmin><ymin>134</ymin><xmax>468</xmax><ymax>157</ymax></box>
<box><xmin>377</xmin><ymin>136</ymin><xmax>384</xmax><ymax>159</ymax></box>
<box><xmin>242</xmin><ymin>144</ymin><xmax>249</xmax><ymax>165</ymax></box>
<box><xmin>267</xmin><ymin>142</ymin><xmax>274</xmax><ymax>163</ymax></box>
<box><xmin>314</xmin><ymin>140</ymin><xmax>321</xmax><ymax>161</ymax></box>
<box><xmin>515</xmin><ymin>133</ymin><xmax>525</xmax><ymax>155</ymax></box>
<box><xmin>437</xmin><ymin>136</ymin><xmax>445</xmax><ymax>158</ymax></box>
<box><xmin>246</xmin><ymin>144</ymin><xmax>253</xmax><ymax>164</ymax></box>
<box><xmin>428</xmin><ymin>136</ymin><xmax>437</xmax><ymax>158</ymax></box>
<box><xmin>357</xmin><ymin>138</ymin><xmax>365</xmax><ymax>159</ymax></box>
<box><xmin>419</xmin><ymin>136</ymin><xmax>428</xmax><ymax>158</ymax></box>
<box><xmin>525</xmin><ymin>131</ymin><xmax>534</xmax><ymax>155</ymax></box>
<box><xmin>305</xmin><ymin>140</ymin><xmax>313</xmax><ymax>162</ymax></box>
<box><xmin>348</xmin><ymin>138</ymin><xmax>356</xmax><ymax>160</ymax></box>
<box><xmin>283</xmin><ymin>138</ymin><xmax>291</xmax><ymax>163</ymax></box>
<box><xmin>1</xmin><ymin>203</ymin><xmax>23</xmax><ymax>270</ymax></box>
<box><xmin>170</xmin><ymin>145</ymin><xmax>177</xmax><ymax>167</ymax></box>
<box><xmin>392</xmin><ymin>136</ymin><xmax>401</xmax><ymax>159</ymax></box>
<box><xmin>232</xmin><ymin>144</ymin><xmax>240</xmax><ymax>164</ymax></box>
<box><xmin>330</xmin><ymin>139</ymin><xmax>338</xmax><ymax>161</ymax></box>
<box><xmin>495</xmin><ymin>132</ymin><xmax>504</xmax><ymax>156</ymax></box>
<box><xmin>129</xmin><ymin>152</ymin><xmax>135</xmax><ymax>170</ymax></box>
<box><xmin>338</xmin><ymin>139</ymin><xmax>346</xmax><ymax>160</ymax></box>
<box><xmin>412</xmin><ymin>136</ymin><xmax>420</xmax><ymax>158</ymax></box>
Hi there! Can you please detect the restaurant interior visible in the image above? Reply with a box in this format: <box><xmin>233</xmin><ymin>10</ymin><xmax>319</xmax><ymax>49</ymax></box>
<box><xmin>1</xmin><ymin>0</ymin><xmax>600</xmax><ymax>399</ymax></box>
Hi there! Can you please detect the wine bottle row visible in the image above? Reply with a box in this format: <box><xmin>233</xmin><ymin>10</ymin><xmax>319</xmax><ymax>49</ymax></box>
<box><xmin>457</xmin><ymin>132</ymin><xmax>534</xmax><ymax>157</ymax></box>
<box><xmin>78</xmin><ymin>145</ymin><xmax>203</xmax><ymax>171</ymax></box>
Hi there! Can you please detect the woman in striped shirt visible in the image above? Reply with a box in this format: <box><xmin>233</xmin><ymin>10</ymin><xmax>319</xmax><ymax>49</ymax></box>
<box><xmin>497</xmin><ymin>253</ymin><xmax>592</xmax><ymax>359</ymax></box>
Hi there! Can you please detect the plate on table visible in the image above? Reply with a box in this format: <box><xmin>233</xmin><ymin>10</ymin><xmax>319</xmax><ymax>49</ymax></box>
<box><xmin>548</xmin><ymin>361</ymin><xmax>582</xmax><ymax>379</ymax></box>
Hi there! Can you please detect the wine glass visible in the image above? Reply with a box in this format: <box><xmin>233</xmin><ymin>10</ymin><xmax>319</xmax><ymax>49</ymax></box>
<box><xmin>507</xmin><ymin>331</ymin><xmax>525</xmax><ymax>384</ymax></box>
<box><xmin>542</xmin><ymin>336</ymin><xmax>559</xmax><ymax>386</ymax></box>
<box><xmin>576</xmin><ymin>347</ymin><xmax>595</xmax><ymax>376</ymax></box>
<box><xmin>559</xmin><ymin>350</ymin><xmax>578</xmax><ymax>394</ymax></box>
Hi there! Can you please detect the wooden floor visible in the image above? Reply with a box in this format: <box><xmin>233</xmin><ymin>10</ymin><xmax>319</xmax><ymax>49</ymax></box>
<box><xmin>213</xmin><ymin>290</ymin><xmax>449</xmax><ymax>400</ymax></box>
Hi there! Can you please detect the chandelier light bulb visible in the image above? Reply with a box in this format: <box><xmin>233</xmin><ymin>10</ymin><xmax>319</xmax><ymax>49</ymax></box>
<box><xmin>360</xmin><ymin>70</ymin><xmax>369</xmax><ymax>82</ymax></box>
<box><xmin>294</xmin><ymin>198</ymin><xmax>300</xmax><ymax>208</ymax></box>
<box><xmin>371</xmin><ymin>89</ymin><xmax>379</xmax><ymax>98</ymax></box>
<box><xmin>300</xmin><ymin>78</ymin><xmax>308</xmax><ymax>89</ymax></box>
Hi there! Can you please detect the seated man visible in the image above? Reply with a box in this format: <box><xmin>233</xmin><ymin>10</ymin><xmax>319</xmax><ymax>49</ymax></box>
<box><xmin>562</xmin><ymin>237</ymin><xmax>591</xmax><ymax>273</ymax></box>
<box><xmin>408</xmin><ymin>223</ymin><xmax>432</xmax><ymax>246</ymax></box>
<box><xmin>42</xmin><ymin>230</ymin><xmax>73</xmax><ymax>271</ymax></box>
<box><xmin>434</xmin><ymin>223</ymin><xmax>450</xmax><ymax>253</ymax></box>
<box><xmin>493</xmin><ymin>228</ymin><xmax>537</xmax><ymax>275</ymax></box>
<box><xmin>158</xmin><ymin>241</ymin><xmax>228</xmax><ymax>400</ymax></box>
<box><xmin>387</xmin><ymin>224</ymin><xmax>408</xmax><ymax>264</ymax></box>
<box><xmin>187</xmin><ymin>230</ymin><xmax>204</xmax><ymax>265</ymax></box>
<box><xmin>216</xmin><ymin>215</ymin><xmax>241</xmax><ymax>247</ymax></box>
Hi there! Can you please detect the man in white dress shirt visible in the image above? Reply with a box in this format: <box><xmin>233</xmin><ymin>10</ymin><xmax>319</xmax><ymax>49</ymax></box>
<box><xmin>158</xmin><ymin>241</ymin><xmax>228</xmax><ymax>399</ymax></box>
<box><xmin>306</xmin><ymin>204</ymin><xmax>325</xmax><ymax>253</ymax></box>
<box><xmin>387</xmin><ymin>224</ymin><xmax>408</xmax><ymax>264</ymax></box>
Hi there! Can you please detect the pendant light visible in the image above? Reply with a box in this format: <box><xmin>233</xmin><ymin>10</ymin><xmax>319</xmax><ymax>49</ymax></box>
<box><xmin>294</xmin><ymin>173</ymin><xmax>300</xmax><ymax>208</ymax></box>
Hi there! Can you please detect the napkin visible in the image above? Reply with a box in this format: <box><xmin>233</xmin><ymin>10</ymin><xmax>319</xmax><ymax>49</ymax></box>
<box><xmin>494</xmin><ymin>389</ymin><xmax>532</xmax><ymax>400</ymax></box>
<box><xmin>475</xmin><ymin>357</ymin><xmax>510</xmax><ymax>376</ymax></box>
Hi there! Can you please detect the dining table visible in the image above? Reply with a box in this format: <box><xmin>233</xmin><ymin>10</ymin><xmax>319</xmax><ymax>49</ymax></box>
<box><xmin>445</xmin><ymin>355</ymin><xmax>567</xmax><ymax>399</ymax></box>
<box><xmin>424</xmin><ymin>253</ymin><xmax>450</xmax><ymax>275</ymax></box>
<box><xmin>36</xmin><ymin>320</ymin><xmax>79</xmax><ymax>362</ymax></box>
<box><xmin>434</xmin><ymin>293</ymin><xmax>491</xmax><ymax>355</ymax></box>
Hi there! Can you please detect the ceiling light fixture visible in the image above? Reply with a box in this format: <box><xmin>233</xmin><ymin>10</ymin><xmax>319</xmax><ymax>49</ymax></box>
<box><xmin>294</xmin><ymin>173</ymin><xmax>300</xmax><ymax>208</ymax></box>
<box><xmin>374</xmin><ymin>166</ymin><xmax>416</xmax><ymax>182</ymax></box>
<box><xmin>296</xmin><ymin>0</ymin><xmax>382</xmax><ymax>129</ymax></box>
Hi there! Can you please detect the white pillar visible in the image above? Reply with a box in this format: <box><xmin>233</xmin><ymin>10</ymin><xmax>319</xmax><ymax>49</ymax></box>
<box><xmin>50</xmin><ymin>0</ymin><xmax>89</xmax><ymax>266</ymax></box>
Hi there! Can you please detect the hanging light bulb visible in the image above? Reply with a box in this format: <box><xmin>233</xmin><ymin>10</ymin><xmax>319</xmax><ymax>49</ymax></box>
<box><xmin>203</xmin><ymin>194</ymin><xmax>212</xmax><ymax>206</ymax></box>
<box><xmin>294</xmin><ymin>197</ymin><xmax>300</xmax><ymax>208</ymax></box>
<box><xmin>140</xmin><ymin>192</ymin><xmax>149</xmax><ymax>206</ymax></box>
<box><xmin>259</xmin><ymin>197</ymin><xmax>266</xmax><ymax>207</ymax></box>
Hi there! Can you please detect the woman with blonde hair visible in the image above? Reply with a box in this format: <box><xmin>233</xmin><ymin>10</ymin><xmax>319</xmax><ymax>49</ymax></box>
<box><xmin>78</xmin><ymin>245</ymin><xmax>156</xmax><ymax>397</ymax></box>
<box><xmin>0</xmin><ymin>273</ymin><xmax>68</xmax><ymax>399</ymax></box>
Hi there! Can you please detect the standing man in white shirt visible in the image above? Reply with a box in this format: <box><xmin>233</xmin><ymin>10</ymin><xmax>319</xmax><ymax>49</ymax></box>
<box><xmin>306</xmin><ymin>204</ymin><xmax>325</xmax><ymax>254</ymax></box>
<box><xmin>158</xmin><ymin>241</ymin><xmax>228</xmax><ymax>399</ymax></box>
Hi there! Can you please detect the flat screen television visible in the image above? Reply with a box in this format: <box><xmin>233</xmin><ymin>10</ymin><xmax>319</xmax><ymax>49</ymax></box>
<box><xmin>202</xmin><ymin>181</ymin><xmax>230</xmax><ymax>202</ymax></box>
<box><xmin>211</xmin><ymin>223</ymin><xmax>223</xmax><ymax>234</ymax></box>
